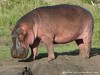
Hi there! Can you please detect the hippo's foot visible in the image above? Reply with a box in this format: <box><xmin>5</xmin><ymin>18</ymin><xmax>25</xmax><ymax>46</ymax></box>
<box><xmin>48</xmin><ymin>55</ymin><xmax>55</xmax><ymax>61</ymax></box>
<box><xmin>80</xmin><ymin>54</ymin><xmax>90</xmax><ymax>59</ymax></box>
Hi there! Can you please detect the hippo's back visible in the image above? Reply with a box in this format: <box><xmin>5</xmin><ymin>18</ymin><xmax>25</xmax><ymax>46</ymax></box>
<box><xmin>35</xmin><ymin>4</ymin><xmax>93</xmax><ymax>20</ymax></box>
<box><xmin>34</xmin><ymin>4</ymin><xmax>93</xmax><ymax>29</ymax></box>
<box><xmin>34</xmin><ymin>4</ymin><xmax>93</xmax><ymax>37</ymax></box>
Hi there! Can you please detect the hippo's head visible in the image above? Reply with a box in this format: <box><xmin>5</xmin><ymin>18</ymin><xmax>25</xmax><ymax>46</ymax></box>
<box><xmin>11</xmin><ymin>22</ymin><xmax>34</xmax><ymax>59</ymax></box>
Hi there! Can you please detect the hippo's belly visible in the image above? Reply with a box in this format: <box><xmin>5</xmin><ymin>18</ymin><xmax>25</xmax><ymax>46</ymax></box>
<box><xmin>53</xmin><ymin>32</ymin><xmax>79</xmax><ymax>44</ymax></box>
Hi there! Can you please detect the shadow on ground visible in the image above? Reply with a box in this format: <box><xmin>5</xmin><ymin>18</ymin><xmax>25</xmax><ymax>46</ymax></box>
<box><xmin>38</xmin><ymin>47</ymin><xmax>100</xmax><ymax>58</ymax></box>
<box><xmin>19</xmin><ymin>48</ymin><xmax>100</xmax><ymax>62</ymax></box>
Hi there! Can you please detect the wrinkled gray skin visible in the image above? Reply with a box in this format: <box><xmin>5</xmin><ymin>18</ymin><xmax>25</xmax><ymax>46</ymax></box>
<box><xmin>11</xmin><ymin>4</ymin><xmax>94</xmax><ymax>61</ymax></box>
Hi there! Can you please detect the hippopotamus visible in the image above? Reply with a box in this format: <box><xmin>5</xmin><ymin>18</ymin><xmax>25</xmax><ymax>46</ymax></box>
<box><xmin>11</xmin><ymin>4</ymin><xmax>94</xmax><ymax>61</ymax></box>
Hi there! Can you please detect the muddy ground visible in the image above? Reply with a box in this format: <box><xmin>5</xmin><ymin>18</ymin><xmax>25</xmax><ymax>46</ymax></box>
<box><xmin>0</xmin><ymin>50</ymin><xmax>100</xmax><ymax>75</ymax></box>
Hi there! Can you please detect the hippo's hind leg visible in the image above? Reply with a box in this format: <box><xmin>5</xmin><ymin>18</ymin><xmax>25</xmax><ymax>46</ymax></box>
<box><xmin>75</xmin><ymin>36</ymin><xmax>92</xmax><ymax>59</ymax></box>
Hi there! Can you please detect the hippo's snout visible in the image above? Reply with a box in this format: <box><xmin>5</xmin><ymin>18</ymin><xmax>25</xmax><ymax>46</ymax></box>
<box><xmin>11</xmin><ymin>48</ymin><xmax>29</xmax><ymax>59</ymax></box>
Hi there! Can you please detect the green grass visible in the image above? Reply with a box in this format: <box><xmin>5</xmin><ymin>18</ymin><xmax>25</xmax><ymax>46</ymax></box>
<box><xmin>0</xmin><ymin>0</ymin><xmax>100</xmax><ymax>60</ymax></box>
<box><xmin>0</xmin><ymin>45</ymin><xmax>11</xmax><ymax>59</ymax></box>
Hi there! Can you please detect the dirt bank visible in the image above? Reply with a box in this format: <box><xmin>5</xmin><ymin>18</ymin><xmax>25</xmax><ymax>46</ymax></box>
<box><xmin>0</xmin><ymin>53</ymin><xmax>100</xmax><ymax>75</ymax></box>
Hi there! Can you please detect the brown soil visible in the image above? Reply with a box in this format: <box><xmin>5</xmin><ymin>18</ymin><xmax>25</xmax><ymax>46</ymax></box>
<box><xmin>0</xmin><ymin>51</ymin><xmax>100</xmax><ymax>75</ymax></box>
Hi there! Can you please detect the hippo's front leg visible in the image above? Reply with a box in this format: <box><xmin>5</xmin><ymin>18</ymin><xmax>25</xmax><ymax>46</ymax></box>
<box><xmin>33</xmin><ymin>47</ymin><xmax>38</xmax><ymax>59</ymax></box>
<box><xmin>41</xmin><ymin>36</ymin><xmax>55</xmax><ymax>61</ymax></box>
<box><xmin>27</xmin><ymin>46</ymin><xmax>38</xmax><ymax>61</ymax></box>
<box><xmin>28</xmin><ymin>47</ymin><xmax>38</xmax><ymax>60</ymax></box>
<box><xmin>28</xmin><ymin>39</ymin><xmax>40</xmax><ymax>60</ymax></box>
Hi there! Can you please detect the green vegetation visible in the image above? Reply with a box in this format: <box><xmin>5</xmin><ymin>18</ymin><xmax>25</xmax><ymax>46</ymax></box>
<box><xmin>0</xmin><ymin>0</ymin><xmax>100</xmax><ymax>60</ymax></box>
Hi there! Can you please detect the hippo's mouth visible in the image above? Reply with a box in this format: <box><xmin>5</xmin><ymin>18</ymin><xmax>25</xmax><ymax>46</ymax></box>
<box><xmin>11</xmin><ymin>49</ymin><xmax>29</xmax><ymax>59</ymax></box>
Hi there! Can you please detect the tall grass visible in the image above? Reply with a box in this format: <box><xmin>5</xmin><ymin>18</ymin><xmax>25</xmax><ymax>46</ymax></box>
<box><xmin>0</xmin><ymin>0</ymin><xmax>48</xmax><ymax>36</ymax></box>
<box><xmin>0</xmin><ymin>0</ymin><xmax>100</xmax><ymax>59</ymax></box>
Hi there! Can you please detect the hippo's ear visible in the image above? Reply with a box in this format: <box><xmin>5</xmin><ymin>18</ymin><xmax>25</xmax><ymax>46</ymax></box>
<box><xmin>20</xmin><ymin>27</ymin><xmax>27</xmax><ymax>35</ymax></box>
<box><xmin>16</xmin><ymin>27</ymin><xmax>27</xmax><ymax>35</ymax></box>
<box><xmin>16</xmin><ymin>27</ymin><xmax>27</xmax><ymax>42</ymax></box>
